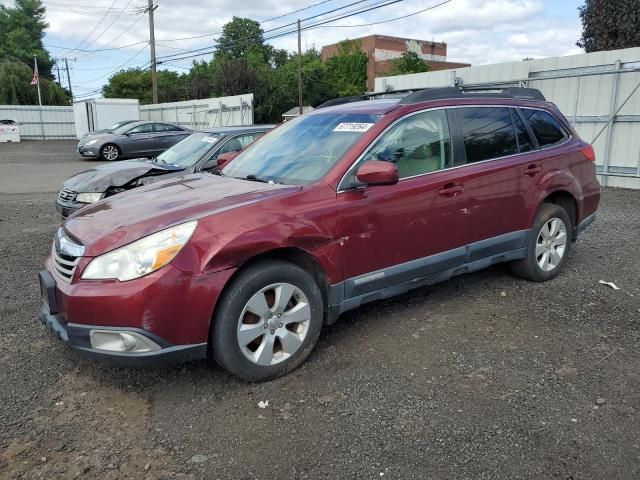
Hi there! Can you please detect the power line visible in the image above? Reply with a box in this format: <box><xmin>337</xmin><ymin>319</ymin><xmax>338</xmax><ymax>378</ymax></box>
<box><xmin>78</xmin><ymin>0</ymin><xmax>138</xmax><ymax>52</ymax></box>
<box><xmin>156</xmin><ymin>0</ymin><xmax>409</xmax><ymax>64</ymax></box>
<box><xmin>73</xmin><ymin>44</ymin><xmax>149</xmax><ymax>84</ymax></box>
<box><xmin>64</xmin><ymin>0</ymin><xmax>119</xmax><ymax>56</ymax></box>
<box><xmin>155</xmin><ymin>0</ymin><xmax>393</xmax><ymax>63</ymax></box>
<box><xmin>313</xmin><ymin>0</ymin><xmax>451</xmax><ymax>28</ymax></box>
<box><xmin>44</xmin><ymin>0</ymin><xmax>376</xmax><ymax>54</ymax></box>
<box><xmin>75</xmin><ymin>11</ymin><xmax>146</xmax><ymax>59</ymax></box>
<box><xmin>259</xmin><ymin>0</ymin><xmax>335</xmax><ymax>24</ymax></box>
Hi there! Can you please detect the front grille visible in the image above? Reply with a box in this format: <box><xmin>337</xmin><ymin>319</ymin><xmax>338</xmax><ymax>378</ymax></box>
<box><xmin>58</xmin><ymin>188</ymin><xmax>76</xmax><ymax>202</ymax></box>
<box><xmin>52</xmin><ymin>247</ymin><xmax>80</xmax><ymax>282</ymax></box>
<box><xmin>52</xmin><ymin>228</ymin><xmax>85</xmax><ymax>283</ymax></box>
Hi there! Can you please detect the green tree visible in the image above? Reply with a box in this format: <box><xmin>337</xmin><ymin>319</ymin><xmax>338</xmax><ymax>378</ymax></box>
<box><xmin>577</xmin><ymin>0</ymin><xmax>640</xmax><ymax>52</ymax></box>
<box><xmin>0</xmin><ymin>59</ymin><xmax>70</xmax><ymax>105</ymax></box>
<box><xmin>388</xmin><ymin>51</ymin><xmax>430</xmax><ymax>75</ymax></box>
<box><xmin>215</xmin><ymin>17</ymin><xmax>267</xmax><ymax>60</ymax></box>
<box><xmin>102</xmin><ymin>68</ymin><xmax>188</xmax><ymax>104</ymax></box>
<box><xmin>324</xmin><ymin>39</ymin><xmax>368</xmax><ymax>96</ymax></box>
<box><xmin>0</xmin><ymin>0</ymin><xmax>55</xmax><ymax>79</ymax></box>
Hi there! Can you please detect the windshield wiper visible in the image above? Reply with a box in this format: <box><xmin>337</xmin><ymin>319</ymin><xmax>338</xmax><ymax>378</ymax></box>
<box><xmin>244</xmin><ymin>174</ymin><xmax>270</xmax><ymax>183</ymax></box>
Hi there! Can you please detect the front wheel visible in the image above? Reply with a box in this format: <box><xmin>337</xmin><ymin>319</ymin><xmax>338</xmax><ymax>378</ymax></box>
<box><xmin>100</xmin><ymin>143</ymin><xmax>120</xmax><ymax>161</ymax></box>
<box><xmin>510</xmin><ymin>203</ymin><xmax>573</xmax><ymax>282</ymax></box>
<box><xmin>211</xmin><ymin>260</ymin><xmax>324</xmax><ymax>381</ymax></box>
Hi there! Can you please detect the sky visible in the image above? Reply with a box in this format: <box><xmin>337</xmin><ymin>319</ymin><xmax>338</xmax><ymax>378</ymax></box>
<box><xmin>2</xmin><ymin>0</ymin><xmax>585</xmax><ymax>99</ymax></box>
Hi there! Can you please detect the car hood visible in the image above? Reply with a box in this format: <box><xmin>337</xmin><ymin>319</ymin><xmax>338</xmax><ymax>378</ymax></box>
<box><xmin>63</xmin><ymin>160</ymin><xmax>185</xmax><ymax>192</ymax></box>
<box><xmin>78</xmin><ymin>132</ymin><xmax>115</xmax><ymax>144</ymax></box>
<box><xmin>63</xmin><ymin>173</ymin><xmax>300</xmax><ymax>256</ymax></box>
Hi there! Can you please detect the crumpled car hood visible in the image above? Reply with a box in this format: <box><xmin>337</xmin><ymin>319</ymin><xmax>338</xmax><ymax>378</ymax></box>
<box><xmin>63</xmin><ymin>173</ymin><xmax>300</xmax><ymax>256</ymax></box>
<box><xmin>63</xmin><ymin>160</ymin><xmax>185</xmax><ymax>192</ymax></box>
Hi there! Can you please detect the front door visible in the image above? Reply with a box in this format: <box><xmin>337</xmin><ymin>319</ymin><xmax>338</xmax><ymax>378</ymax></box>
<box><xmin>335</xmin><ymin>109</ymin><xmax>470</xmax><ymax>299</ymax></box>
<box><xmin>120</xmin><ymin>123</ymin><xmax>155</xmax><ymax>156</ymax></box>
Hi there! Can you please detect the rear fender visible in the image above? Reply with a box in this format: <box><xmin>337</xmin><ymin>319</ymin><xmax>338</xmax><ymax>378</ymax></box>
<box><xmin>528</xmin><ymin>168</ymin><xmax>583</xmax><ymax>228</ymax></box>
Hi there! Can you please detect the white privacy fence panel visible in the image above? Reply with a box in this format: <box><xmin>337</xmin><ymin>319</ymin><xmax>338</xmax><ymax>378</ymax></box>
<box><xmin>376</xmin><ymin>47</ymin><xmax>640</xmax><ymax>189</ymax></box>
<box><xmin>0</xmin><ymin>105</ymin><xmax>75</xmax><ymax>139</ymax></box>
<box><xmin>0</xmin><ymin>93</ymin><xmax>254</xmax><ymax>141</ymax></box>
<box><xmin>139</xmin><ymin>94</ymin><xmax>254</xmax><ymax>129</ymax></box>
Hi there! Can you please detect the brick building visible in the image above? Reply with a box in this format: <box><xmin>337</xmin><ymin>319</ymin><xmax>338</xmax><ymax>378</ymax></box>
<box><xmin>321</xmin><ymin>34</ymin><xmax>471</xmax><ymax>91</ymax></box>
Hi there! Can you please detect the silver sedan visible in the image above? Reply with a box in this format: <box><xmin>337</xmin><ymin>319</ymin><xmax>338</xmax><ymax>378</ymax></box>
<box><xmin>77</xmin><ymin>121</ymin><xmax>192</xmax><ymax>161</ymax></box>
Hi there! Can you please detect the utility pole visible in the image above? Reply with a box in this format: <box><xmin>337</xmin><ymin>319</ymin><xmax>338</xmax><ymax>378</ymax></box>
<box><xmin>56</xmin><ymin>61</ymin><xmax>62</xmax><ymax>87</ymax></box>
<box><xmin>147</xmin><ymin>0</ymin><xmax>158</xmax><ymax>104</ymax></box>
<box><xmin>297</xmin><ymin>19</ymin><xmax>303</xmax><ymax>115</ymax></box>
<box><xmin>64</xmin><ymin>57</ymin><xmax>74</xmax><ymax>103</ymax></box>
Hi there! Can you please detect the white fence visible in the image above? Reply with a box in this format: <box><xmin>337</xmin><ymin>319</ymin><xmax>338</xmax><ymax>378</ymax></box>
<box><xmin>375</xmin><ymin>47</ymin><xmax>640</xmax><ymax>189</ymax></box>
<box><xmin>139</xmin><ymin>94</ymin><xmax>254</xmax><ymax>129</ymax></box>
<box><xmin>0</xmin><ymin>105</ymin><xmax>75</xmax><ymax>139</ymax></box>
<box><xmin>0</xmin><ymin>93</ymin><xmax>255</xmax><ymax>141</ymax></box>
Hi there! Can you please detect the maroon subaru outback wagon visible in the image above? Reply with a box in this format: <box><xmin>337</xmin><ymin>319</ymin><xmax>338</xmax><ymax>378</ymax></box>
<box><xmin>39</xmin><ymin>87</ymin><xmax>600</xmax><ymax>380</ymax></box>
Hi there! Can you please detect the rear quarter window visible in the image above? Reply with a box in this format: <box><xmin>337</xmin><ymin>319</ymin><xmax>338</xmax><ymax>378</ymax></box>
<box><xmin>521</xmin><ymin>109</ymin><xmax>569</xmax><ymax>147</ymax></box>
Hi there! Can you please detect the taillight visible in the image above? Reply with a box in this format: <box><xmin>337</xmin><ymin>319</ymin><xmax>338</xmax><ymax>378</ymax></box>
<box><xmin>582</xmin><ymin>144</ymin><xmax>596</xmax><ymax>162</ymax></box>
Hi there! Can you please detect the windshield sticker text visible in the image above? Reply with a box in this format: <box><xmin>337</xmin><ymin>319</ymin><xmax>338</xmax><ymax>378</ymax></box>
<box><xmin>201</xmin><ymin>136</ymin><xmax>218</xmax><ymax>143</ymax></box>
<box><xmin>333</xmin><ymin>123</ymin><xmax>374</xmax><ymax>133</ymax></box>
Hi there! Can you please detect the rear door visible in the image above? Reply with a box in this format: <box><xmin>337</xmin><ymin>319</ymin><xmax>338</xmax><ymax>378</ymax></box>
<box><xmin>450</xmin><ymin>105</ymin><xmax>539</xmax><ymax>255</ymax></box>
<box><xmin>153</xmin><ymin>123</ymin><xmax>190</xmax><ymax>154</ymax></box>
<box><xmin>336</xmin><ymin>109</ymin><xmax>471</xmax><ymax>298</ymax></box>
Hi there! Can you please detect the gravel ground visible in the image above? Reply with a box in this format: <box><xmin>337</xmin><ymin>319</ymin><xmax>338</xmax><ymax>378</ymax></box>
<box><xmin>0</xmin><ymin>141</ymin><xmax>639</xmax><ymax>479</ymax></box>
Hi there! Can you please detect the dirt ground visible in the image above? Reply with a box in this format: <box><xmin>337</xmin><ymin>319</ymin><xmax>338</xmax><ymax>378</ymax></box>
<box><xmin>0</xmin><ymin>140</ymin><xmax>639</xmax><ymax>479</ymax></box>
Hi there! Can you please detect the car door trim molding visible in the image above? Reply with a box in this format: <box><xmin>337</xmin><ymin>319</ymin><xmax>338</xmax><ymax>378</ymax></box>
<box><xmin>327</xmin><ymin>229</ymin><xmax>529</xmax><ymax>321</ymax></box>
<box><xmin>337</xmin><ymin>104</ymin><xmax>573</xmax><ymax>193</ymax></box>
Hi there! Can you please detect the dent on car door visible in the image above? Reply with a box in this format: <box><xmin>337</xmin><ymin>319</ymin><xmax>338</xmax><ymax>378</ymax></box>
<box><xmin>450</xmin><ymin>106</ymin><xmax>541</xmax><ymax>254</ymax></box>
<box><xmin>336</xmin><ymin>109</ymin><xmax>470</xmax><ymax>299</ymax></box>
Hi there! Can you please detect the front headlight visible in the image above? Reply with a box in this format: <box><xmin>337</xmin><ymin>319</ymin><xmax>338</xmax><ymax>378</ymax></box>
<box><xmin>76</xmin><ymin>192</ymin><xmax>104</xmax><ymax>204</ymax></box>
<box><xmin>82</xmin><ymin>221</ymin><xmax>198</xmax><ymax>281</ymax></box>
<box><xmin>85</xmin><ymin>139</ymin><xmax>97</xmax><ymax>146</ymax></box>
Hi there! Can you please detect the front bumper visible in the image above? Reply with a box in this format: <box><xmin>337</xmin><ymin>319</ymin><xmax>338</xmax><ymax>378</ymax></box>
<box><xmin>38</xmin><ymin>303</ymin><xmax>207</xmax><ymax>366</ymax></box>
<box><xmin>55</xmin><ymin>198</ymin><xmax>84</xmax><ymax>218</ymax></box>
<box><xmin>77</xmin><ymin>145</ymin><xmax>98</xmax><ymax>158</ymax></box>
<box><xmin>37</xmin><ymin>259</ymin><xmax>235</xmax><ymax>366</ymax></box>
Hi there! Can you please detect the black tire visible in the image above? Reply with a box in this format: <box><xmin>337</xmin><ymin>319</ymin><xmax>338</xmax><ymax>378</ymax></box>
<box><xmin>211</xmin><ymin>260</ymin><xmax>324</xmax><ymax>381</ymax></box>
<box><xmin>99</xmin><ymin>143</ymin><xmax>120</xmax><ymax>161</ymax></box>
<box><xmin>510</xmin><ymin>203</ymin><xmax>573</xmax><ymax>282</ymax></box>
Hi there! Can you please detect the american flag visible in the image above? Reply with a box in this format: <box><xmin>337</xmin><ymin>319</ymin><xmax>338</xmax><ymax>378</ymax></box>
<box><xmin>31</xmin><ymin>61</ymin><xmax>39</xmax><ymax>86</ymax></box>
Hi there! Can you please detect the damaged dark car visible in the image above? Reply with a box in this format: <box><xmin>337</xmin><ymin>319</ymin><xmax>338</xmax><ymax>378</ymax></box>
<box><xmin>56</xmin><ymin>125</ymin><xmax>274</xmax><ymax>218</ymax></box>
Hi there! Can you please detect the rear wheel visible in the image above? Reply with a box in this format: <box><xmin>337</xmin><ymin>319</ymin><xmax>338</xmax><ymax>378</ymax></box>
<box><xmin>211</xmin><ymin>260</ymin><xmax>323</xmax><ymax>381</ymax></box>
<box><xmin>100</xmin><ymin>143</ymin><xmax>120</xmax><ymax>161</ymax></box>
<box><xmin>510</xmin><ymin>203</ymin><xmax>572</xmax><ymax>281</ymax></box>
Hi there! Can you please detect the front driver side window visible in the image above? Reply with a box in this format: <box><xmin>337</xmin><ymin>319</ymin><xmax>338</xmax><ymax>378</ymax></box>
<box><xmin>360</xmin><ymin>109</ymin><xmax>452</xmax><ymax>179</ymax></box>
<box><xmin>127</xmin><ymin>124</ymin><xmax>153</xmax><ymax>134</ymax></box>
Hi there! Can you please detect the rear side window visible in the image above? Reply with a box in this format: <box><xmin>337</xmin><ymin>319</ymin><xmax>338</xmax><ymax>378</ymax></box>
<box><xmin>456</xmin><ymin>107</ymin><xmax>518</xmax><ymax>163</ymax></box>
<box><xmin>521</xmin><ymin>109</ymin><xmax>568</xmax><ymax>147</ymax></box>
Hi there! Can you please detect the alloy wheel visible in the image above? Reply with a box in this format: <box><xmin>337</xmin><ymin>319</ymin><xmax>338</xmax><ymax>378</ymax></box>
<box><xmin>236</xmin><ymin>282</ymin><xmax>311</xmax><ymax>366</ymax></box>
<box><xmin>535</xmin><ymin>217</ymin><xmax>567</xmax><ymax>272</ymax></box>
<box><xmin>102</xmin><ymin>145</ymin><xmax>119</xmax><ymax>161</ymax></box>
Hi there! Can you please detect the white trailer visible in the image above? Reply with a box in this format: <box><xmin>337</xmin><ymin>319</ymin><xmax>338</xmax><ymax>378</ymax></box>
<box><xmin>73</xmin><ymin>98</ymin><xmax>139</xmax><ymax>139</ymax></box>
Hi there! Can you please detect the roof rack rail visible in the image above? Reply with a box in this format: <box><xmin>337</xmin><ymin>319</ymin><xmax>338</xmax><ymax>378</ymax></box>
<box><xmin>398</xmin><ymin>86</ymin><xmax>546</xmax><ymax>104</ymax></box>
<box><xmin>315</xmin><ymin>88</ymin><xmax>419</xmax><ymax>109</ymax></box>
<box><xmin>315</xmin><ymin>86</ymin><xmax>546</xmax><ymax>110</ymax></box>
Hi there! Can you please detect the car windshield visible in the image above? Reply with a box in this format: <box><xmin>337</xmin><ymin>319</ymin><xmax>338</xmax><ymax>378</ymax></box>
<box><xmin>155</xmin><ymin>132</ymin><xmax>220</xmax><ymax>167</ymax></box>
<box><xmin>108</xmin><ymin>121</ymin><xmax>129</xmax><ymax>130</ymax></box>
<box><xmin>112</xmin><ymin>123</ymin><xmax>138</xmax><ymax>135</ymax></box>
<box><xmin>222</xmin><ymin>113</ymin><xmax>381</xmax><ymax>185</ymax></box>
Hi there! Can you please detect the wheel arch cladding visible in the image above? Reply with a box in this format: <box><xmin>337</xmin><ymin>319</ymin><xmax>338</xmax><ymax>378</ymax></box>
<box><xmin>210</xmin><ymin>247</ymin><xmax>332</xmax><ymax>327</ymax></box>
<box><xmin>543</xmin><ymin>190</ymin><xmax>578</xmax><ymax>230</ymax></box>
